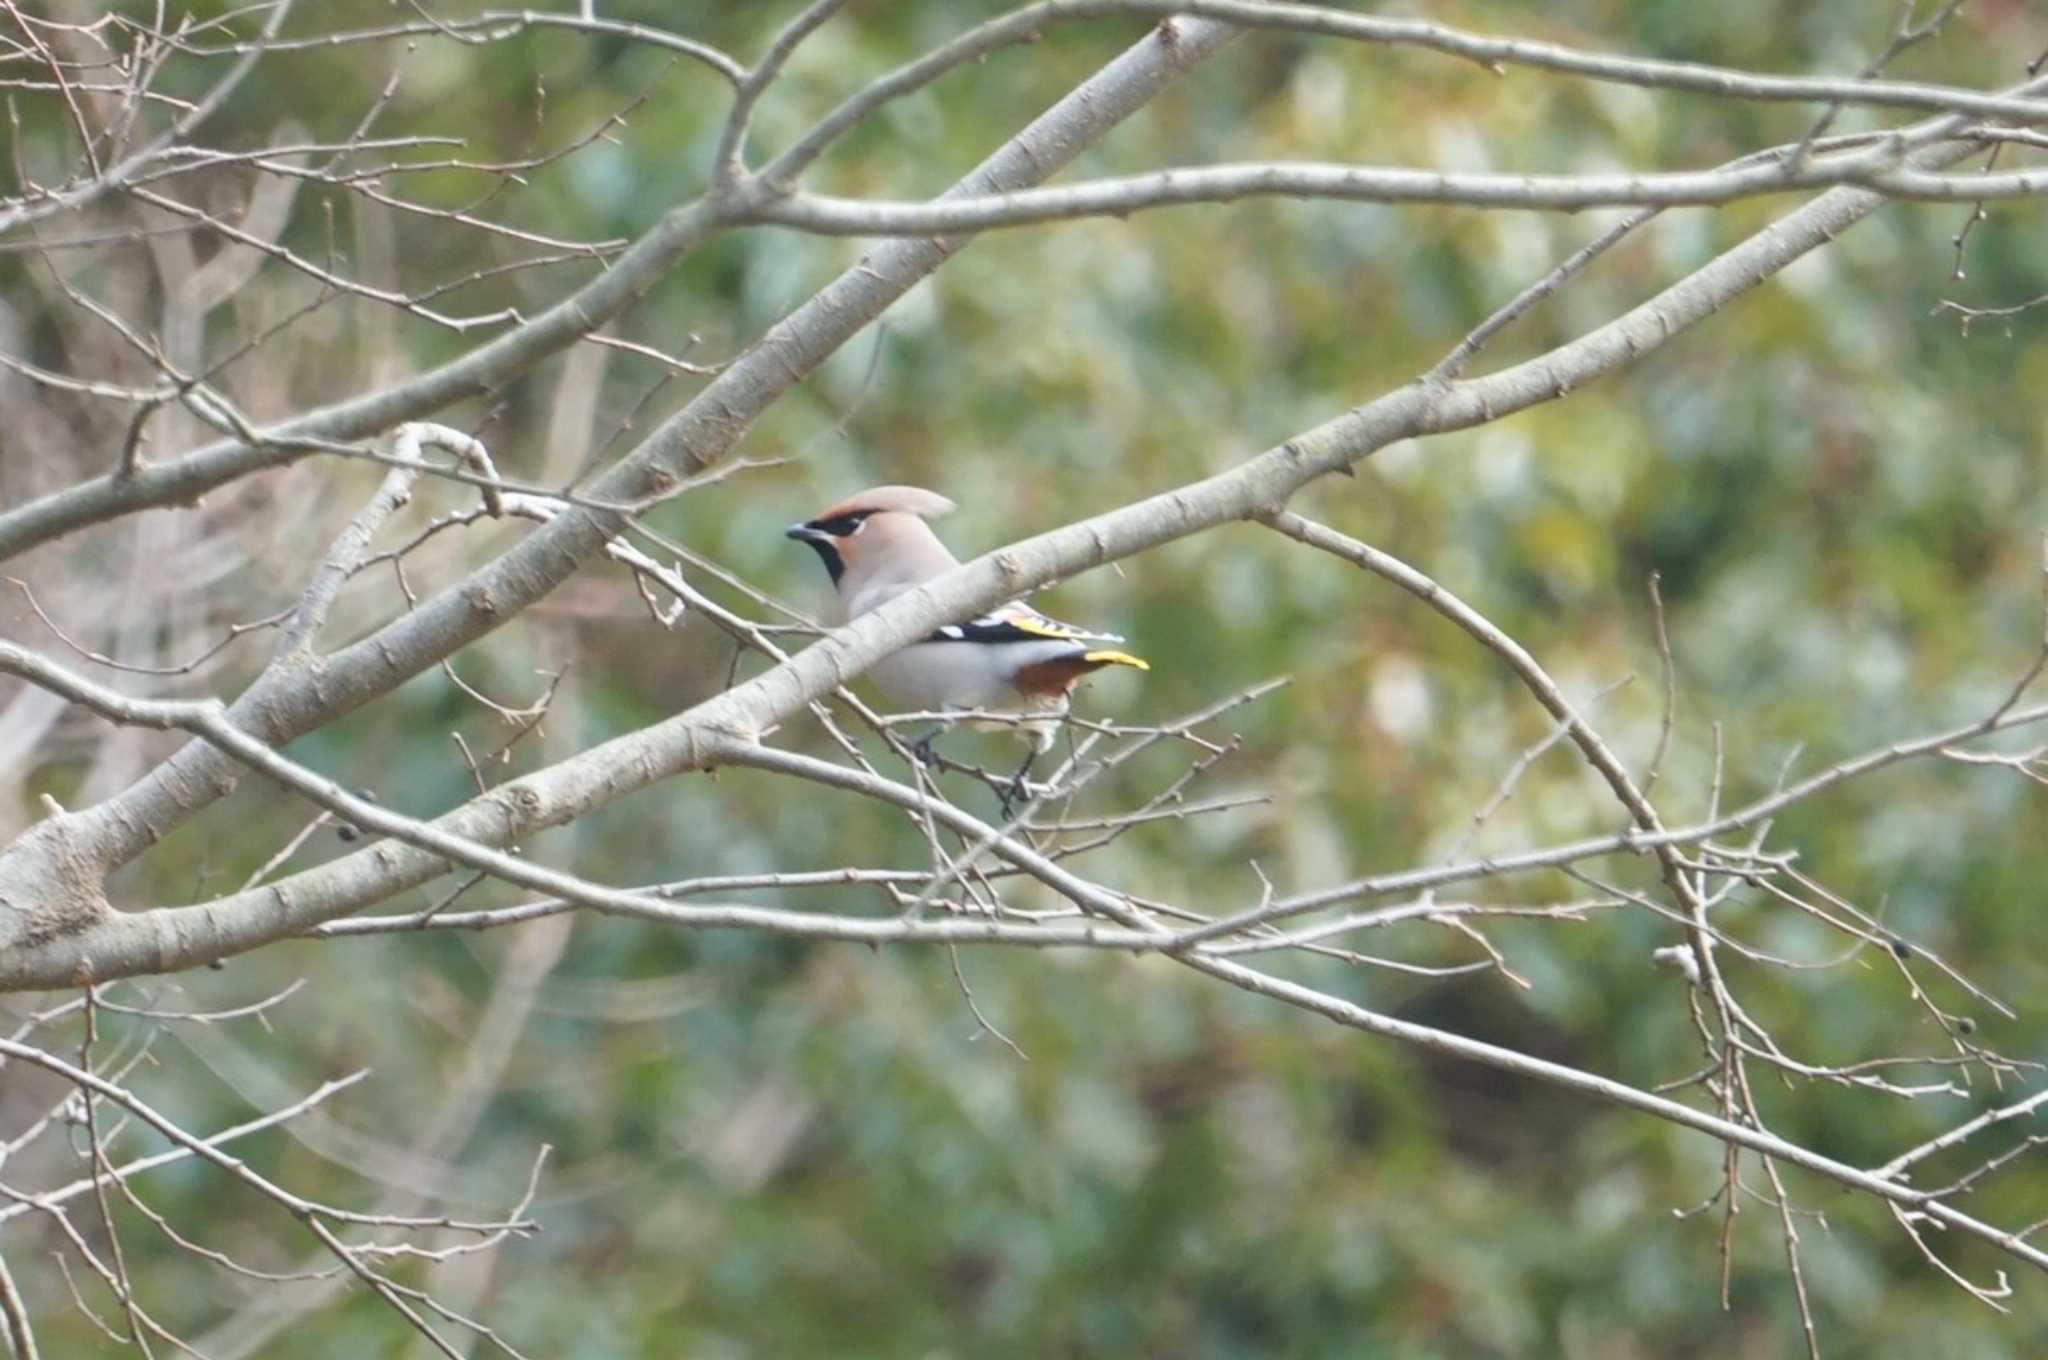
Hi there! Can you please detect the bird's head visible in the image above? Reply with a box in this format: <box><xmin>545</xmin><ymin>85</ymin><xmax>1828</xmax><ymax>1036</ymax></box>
<box><xmin>786</xmin><ymin>484</ymin><xmax>957</xmax><ymax>588</ymax></box>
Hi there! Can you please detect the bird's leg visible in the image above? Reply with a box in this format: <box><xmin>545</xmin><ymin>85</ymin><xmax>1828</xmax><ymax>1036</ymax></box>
<box><xmin>998</xmin><ymin>747</ymin><xmax>1037</xmax><ymax>821</ymax></box>
<box><xmin>908</xmin><ymin>726</ymin><xmax>944</xmax><ymax>768</ymax></box>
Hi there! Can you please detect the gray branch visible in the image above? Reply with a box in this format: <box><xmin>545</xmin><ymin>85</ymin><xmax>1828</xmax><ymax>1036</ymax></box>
<box><xmin>0</xmin><ymin>16</ymin><xmax>1244</xmax><ymax>952</ymax></box>
<box><xmin>750</xmin><ymin>150</ymin><xmax>2048</xmax><ymax>237</ymax></box>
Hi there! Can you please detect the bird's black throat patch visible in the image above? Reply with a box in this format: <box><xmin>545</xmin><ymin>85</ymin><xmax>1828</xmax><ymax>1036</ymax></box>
<box><xmin>800</xmin><ymin>537</ymin><xmax>845</xmax><ymax>584</ymax></box>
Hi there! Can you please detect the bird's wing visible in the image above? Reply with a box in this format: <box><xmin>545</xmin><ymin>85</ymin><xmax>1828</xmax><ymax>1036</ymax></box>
<box><xmin>928</xmin><ymin>600</ymin><xmax>1125</xmax><ymax>648</ymax></box>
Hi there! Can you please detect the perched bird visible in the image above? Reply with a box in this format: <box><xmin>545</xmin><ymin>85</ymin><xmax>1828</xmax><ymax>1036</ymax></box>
<box><xmin>787</xmin><ymin>485</ymin><xmax>1147</xmax><ymax>802</ymax></box>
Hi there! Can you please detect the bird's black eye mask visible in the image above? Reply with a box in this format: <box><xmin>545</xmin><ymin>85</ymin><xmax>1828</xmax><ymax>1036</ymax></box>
<box><xmin>788</xmin><ymin>510</ymin><xmax>875</xmax><ymax>584</ymax></box>
<box><xmin>808</xmin><ymin>511</ymin><xmax>873</xmax><ymax>538</ymax></box>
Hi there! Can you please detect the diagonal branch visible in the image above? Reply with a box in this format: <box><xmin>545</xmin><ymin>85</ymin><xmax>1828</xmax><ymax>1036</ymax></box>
<box><xmin>0</xmin><ymin>13</ymin><xmax>1247</xmax><ymax>934</ymax></box>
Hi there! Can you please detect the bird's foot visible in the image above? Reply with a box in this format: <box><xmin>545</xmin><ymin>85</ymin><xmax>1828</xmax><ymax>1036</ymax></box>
<box><xmin>908</xmin><ymin>728</ymin><xmax>941</xmax><ymax>768</ymax></box>
<box><xmin>997</xmin><ymin>751</ymin><xmax>1039</xmax><ymax>821</ymax></box>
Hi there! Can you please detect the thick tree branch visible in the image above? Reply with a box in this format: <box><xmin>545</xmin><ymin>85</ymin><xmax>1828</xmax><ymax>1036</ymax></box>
<box><xmin>0</xmin><ymin>640</ymin><xmax>1167</xmax><ymax>984</ymax></box>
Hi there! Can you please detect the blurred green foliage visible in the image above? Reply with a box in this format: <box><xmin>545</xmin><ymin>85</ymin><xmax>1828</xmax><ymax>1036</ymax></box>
<box><xmin>12</xmin><ymin>1</ymin><xmax>2048</xmax><ymax>1355</ymax></box>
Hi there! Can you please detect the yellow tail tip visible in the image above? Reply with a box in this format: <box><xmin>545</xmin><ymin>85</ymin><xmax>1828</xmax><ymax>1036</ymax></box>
<box><xmin>1083</xmin><ymin>649</ymin><xmax>1149</xmax><ymax>671</ymax></box>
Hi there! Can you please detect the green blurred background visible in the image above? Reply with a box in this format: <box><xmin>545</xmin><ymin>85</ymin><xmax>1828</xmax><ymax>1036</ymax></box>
<box><xmin>8</xmin><ymin>1</ymin><xmax>2048</xmax><ymax>1355</ymax></box>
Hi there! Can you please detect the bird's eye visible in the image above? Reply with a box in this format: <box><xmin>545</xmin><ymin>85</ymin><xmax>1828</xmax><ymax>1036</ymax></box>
<box><xmin>809</xmin><ymin>512</ymin><xmax>871</xmax><ymax>537</ymax></box>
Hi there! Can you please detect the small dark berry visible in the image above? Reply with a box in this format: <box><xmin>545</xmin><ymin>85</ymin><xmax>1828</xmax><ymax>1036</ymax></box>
<box><xmin>1889</xmin><ymin>937</ymin><xmax>1913</xmax><ymax>961</ymax></box>
<box><xmin>337</xmin><ymin>824</ymin><xmax>359</xmax><ymax>842</ymax></box>
<box><xmin>1957</xmin><ymin>1016</ymin><xmax>1977</xmax><ymax>1036</ymax></box>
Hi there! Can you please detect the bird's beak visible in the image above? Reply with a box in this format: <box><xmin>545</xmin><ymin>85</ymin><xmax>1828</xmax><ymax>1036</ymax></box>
<box><xmin>786</xmin><ymin>523</ymin><xmax>829</xmax><ymax>545</ymax></box>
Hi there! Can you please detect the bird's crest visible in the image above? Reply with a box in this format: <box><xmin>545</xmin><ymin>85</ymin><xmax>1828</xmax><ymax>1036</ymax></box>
<box><xmin>812</xmin><ymin>485</ymin><xmax>956</xmax><ymax>520</ymax></box>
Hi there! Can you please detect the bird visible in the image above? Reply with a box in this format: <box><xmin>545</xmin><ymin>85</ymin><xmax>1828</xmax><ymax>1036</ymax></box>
<box><xmin>786</xmin><ymin>484</ymin><xmax>1148</xmax><ymax>809</ymax></box>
